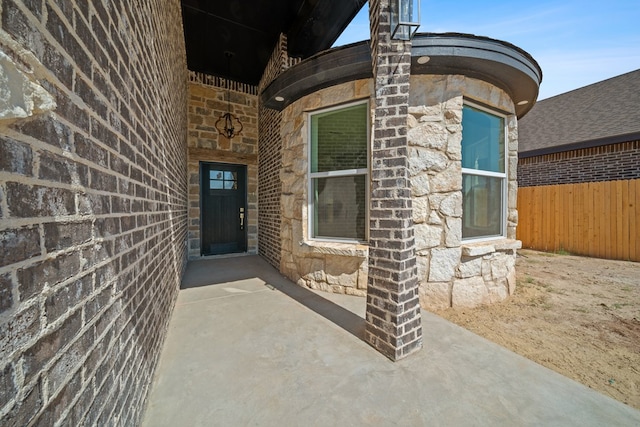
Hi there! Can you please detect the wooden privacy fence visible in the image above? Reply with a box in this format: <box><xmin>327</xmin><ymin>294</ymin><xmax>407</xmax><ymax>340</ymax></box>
<box><xmin>517</xmin><ymin>179</ymin><xmax>640</xmax><ymax>262</ymax></box>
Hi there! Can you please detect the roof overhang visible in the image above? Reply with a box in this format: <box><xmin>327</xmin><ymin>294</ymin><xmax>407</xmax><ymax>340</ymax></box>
<box><xmin>181</xmin><ymin>0</ymin><xmax>366</xmax><ymax>85</ymax></box>
<box><xmin>262</xmin><ymin>33</ymin><xmax>543</xmax><ymax>118</ymax></box>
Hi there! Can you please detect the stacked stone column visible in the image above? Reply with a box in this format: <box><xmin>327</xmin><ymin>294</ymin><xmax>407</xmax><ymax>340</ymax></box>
<box><xmin>365</xmin><ymin>0</ymin><xmax>423</xmax><ymax>360</ymax></box>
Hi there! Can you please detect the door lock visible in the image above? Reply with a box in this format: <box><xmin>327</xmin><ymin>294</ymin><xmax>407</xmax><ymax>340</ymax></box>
<box><xmin>239</xmin><ymin>207</ymin><xmax>245</xmax><ymax>230</ymax></box>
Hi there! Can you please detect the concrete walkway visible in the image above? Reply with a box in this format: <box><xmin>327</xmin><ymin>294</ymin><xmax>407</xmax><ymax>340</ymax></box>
<box><xmin>141</xmin><ymin>255</ymin><xmax>640</xmax><ymax>426</ymax></box>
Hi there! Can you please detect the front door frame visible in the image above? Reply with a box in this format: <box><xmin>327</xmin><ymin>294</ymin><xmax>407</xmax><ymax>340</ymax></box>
<box><xmin>199</xmin><ymin>161</ymin><xmax>248</xmax><ymax>256</ymax></box>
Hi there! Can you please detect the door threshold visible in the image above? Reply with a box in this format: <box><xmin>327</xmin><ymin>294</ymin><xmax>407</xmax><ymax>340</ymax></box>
<box><xmin>193</xmin><ymin>252</ymin><xmax>253</xmax><ymax>261</ymax></box>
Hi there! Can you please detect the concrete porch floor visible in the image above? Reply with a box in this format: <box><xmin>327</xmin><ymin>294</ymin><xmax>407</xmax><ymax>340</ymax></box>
<box><xmin>141</xmin><ymin>255</ymin><xmax>640</xmax><ymax>426</ymax></box>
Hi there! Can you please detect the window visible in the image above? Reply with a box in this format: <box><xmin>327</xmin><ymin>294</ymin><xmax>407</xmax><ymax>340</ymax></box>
<box><xmin>461</xmin><ymin>103</ymin><xmax>507</xmax><ymax>240</ymax></box>
<box><xmin>309</xmin><ymin>102</ymin><xmax>369</xmax><ymax>241</ymax></box>
<box><xmin>209</xmin><ymin>170</ymin><xmax>237</xmax><ymax>190</ymax></box>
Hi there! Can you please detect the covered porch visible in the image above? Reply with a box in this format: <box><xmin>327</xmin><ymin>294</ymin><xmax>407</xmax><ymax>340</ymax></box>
<box><xmin>141</xmin><ymin>255</ymin><xmax>640</xmax><ymax>426</ymax></box>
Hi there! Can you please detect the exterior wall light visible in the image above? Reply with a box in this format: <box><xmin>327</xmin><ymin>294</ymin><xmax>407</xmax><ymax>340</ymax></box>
<box><xmin>216</xmin><ymin>52</ymin><xmax>243</xmax><ymax>139</ymax></box>
<box><xmin>391</xmin><ymin>0</ymin><xmax>421</xmax><ymax>40</ymax></box>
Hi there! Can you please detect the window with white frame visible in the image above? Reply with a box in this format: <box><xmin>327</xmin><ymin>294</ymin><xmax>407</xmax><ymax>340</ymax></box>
<box><xmin>461</xmin><ymin>103</ymin><xmax>507</xmax><ymax>240</ymax></box>
<box><xmin>309</xmin><ymin>101</ymin><xmax>369</xmax><ymax>241</ymax></box>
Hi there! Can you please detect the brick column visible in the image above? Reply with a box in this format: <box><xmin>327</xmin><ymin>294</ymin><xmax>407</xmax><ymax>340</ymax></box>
<box><xmin>365</xmin><ymin>0</ymin><xmax>423</xmax><ymax>361</ymax></box>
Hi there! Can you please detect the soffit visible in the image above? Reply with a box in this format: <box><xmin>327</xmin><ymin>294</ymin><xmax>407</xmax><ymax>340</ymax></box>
<box><xmin>180</xmin><ymin>0</ymin><xmax>366</xmax><ymax>86</ymax></box>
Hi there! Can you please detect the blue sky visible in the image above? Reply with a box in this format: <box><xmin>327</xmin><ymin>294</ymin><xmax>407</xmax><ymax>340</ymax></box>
<box><xmin>333</xmin><ymin>1</ymin><xmax>640</xmax><ymax>100</ymax></box>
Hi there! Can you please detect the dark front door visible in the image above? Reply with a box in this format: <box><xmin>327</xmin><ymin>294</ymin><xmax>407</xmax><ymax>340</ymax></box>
<box><xmin>201</xmin><ymin>162</ymin><xmax>247</xmax><ymax>256</ymax></box>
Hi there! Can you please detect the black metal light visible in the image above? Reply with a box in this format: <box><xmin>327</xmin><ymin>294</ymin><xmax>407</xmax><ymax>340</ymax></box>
<box><xmin>390</xmin><ymin>0</ymin><xmax>421</xmax><ymax>40</ymax></box>
<box><xmin>215</xmin><ymin>52</ymin><xmax>243</xmax><ymax>139</ymax></box>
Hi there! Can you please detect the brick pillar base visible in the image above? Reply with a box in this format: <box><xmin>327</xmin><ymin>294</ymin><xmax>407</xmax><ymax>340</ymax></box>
<box><xmin>364</xmin><ymin>0</ymin><xmax>422</xmax><ymax>361</ymax></box>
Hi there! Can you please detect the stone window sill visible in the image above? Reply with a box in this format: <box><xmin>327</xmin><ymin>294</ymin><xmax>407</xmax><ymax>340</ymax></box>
<box><xmin>461</xmin><ymin>238</ymin><xmax>521</xmax><ymax>257</ymax></box>
<box><xmin>299</xmin><ymin>240</ymin><xmax>369</xmax><ymax>257</ymax></box>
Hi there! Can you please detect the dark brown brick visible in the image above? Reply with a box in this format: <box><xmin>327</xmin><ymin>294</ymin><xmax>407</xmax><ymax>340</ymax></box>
<box><xmin>91</xmin><ymin>1</ymin><xmax>112</xmax><ymax>34</ymax></box>
<box><xmin>94</xmin><ymin>217</ymin><xmax>119</xmax><ymax>238</ymax></box>
<box><xmin>0</xmin><ymin>273</ymin><xmax>13</xmax><ymax>314</ymax></box>
<box><xmin>119</xmin><ymin>140</ymin><xmax>135</xmax><ymax>163</ymax></box>
<box><xmin>1</xmin><ymin>1</ymin><xmax>188</xmax><ymax>425</ymax></box>
<box><xmin>17</xmin><ymin>252</ymin><xmax>81</xmax><ymax>301</ymax></box>
<box><xmin>31</xmin><ymin>371</ymin><xmax>81</xmax><ymax>427</ymax></box>
<box><xmin>43</xmin><ymin>220</ymin><xmax>92</xmax><ymax>252</ymax></box>
<box><xmin>75</xmin><ymin>76</ymin><xmax>108</xmax><ymax>119</ymax></box>
<box><xmin>46</xmin><ymin>4</ymin><xmax>91</xmax><ymax>78</ymax></box>
<box><xmin>1</xmin><ymin>1</ymin><xmax>43</xmax><ymax>60</ymax></box>
<box><xmin>89</xmin><ymin>167</ymin><xmax>117</xmax><ymax>192</ymax></box>
<box><xmin>47</xmin><ymin>328</ymin><xmax>93</xmax><ymax>395</ymax></box>
<box><xmin>84</xmin><ymin>285</ymin><xmax>112</xmax><ymax>323</ymax></box>
<box><xmin>42</xmin><ymin>39</ymin><xmax>74</xmax><ymax>90</ymax></box>
<box><xmin>64</xmin><ymin>382</ymin><xmax>93</xmax><ymax>426</ymax></box>
<box><xmin>83</xmin><ymin>373</ymin><xmax>111</xmax><ymax>426</ymax></box>
<box><xmin>48</xmin><ymin>84</ymin><xmax>90</xmax><ymax>132</ymax></box>
<box><xmin>119</xmin><ymin>216</ymin><xmax>135</xmax><ymax>233</ymax></box>
<box><xmin>111</xmin><ymin>195</ymin><xmax>130</xmax><ymax>213</ymax></box>
<box><xmin>22</xmin><ymin>309</ymin><xmax>82</xmax><ymax>383</ymax></box>
<box><xmin>0</xmin><ymin>226</ymin><xmax>41</xmax><ymax>267</ymax></box>
<box><xmin>0</xmin><ymin>363</ymin><xmax>17</xmax><ymax>409</ymax></box>
<box><xmin>110</xmin><ymin>153</ymin><xmax>130</xmax><ymax>176</ymax></box>
<box><xmin>77</xmin><ymin>192</ymin><xmax>111</xmax><ymax>215</ymax></box>
<box><xmin>76</xmin><ymin>1</ymin><xmax>89</xmax><ymax>20</ymax></box>
<box><xmin>2</xmin><ymin>379</ymin><xmax>43</xmax><ymax>427</ymax></box>
<box><xmin>38</xmin><ymin>150</ymin><xmax>88</xmax><ymax>186</ymax></box>
<box><xmin>518</xmin><ymin>142</ymin><xmax>640</xmax><ymax>187</ymax></box>
<box><xmin>52</xmin><ymin>0</ymin><xmax>74</xmax><ymax>22</ymax></box>
<box><xmin>90</xmin><ymin>118</ymin><xmax>119</xmax><ymax>151</ymax></box>
<box><xmin>90</xmin><ymin>15</ymin><xmax>117</xmax><ymax>70</ymax></box>
<box><xmin>0</xmin><ymin>137</ymin><xmax>33</xmax><ymax>176</ymax></box>
<box><xmin>75</xmin><ymin>132</ymin><xmax>108</xmax><ymax>168</ymax></box>
<box><xmin>13</xmin><ymin>115</ymin><xmax>72</xmax><ymax>151</ymax></box>
<box><xmin>0</xmin><ymin>305</ymin><xmax>40</xmax><ymax>361</ymax></box>
<box><xmin>45</xmin><ymin>274</ymin><xmax>93</xmax><ymax>323</ymax></box>
<box><xmin>81</xmin><ymin>239</ymin><xmax>113</xmax><ymax>268</ymax></box>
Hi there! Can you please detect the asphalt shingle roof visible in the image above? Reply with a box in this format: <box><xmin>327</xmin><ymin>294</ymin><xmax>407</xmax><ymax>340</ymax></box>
<box><xmin>518</xmin><ymin>68</ymin><xmax>640</xmax><ymax>156</ymax></box>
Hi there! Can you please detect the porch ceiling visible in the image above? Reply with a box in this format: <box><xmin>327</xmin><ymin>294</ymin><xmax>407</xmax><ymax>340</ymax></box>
<box><xmin>180</xmin><ymin>0</ymin><xmax>366</xmax><ymax>86</ymax></box>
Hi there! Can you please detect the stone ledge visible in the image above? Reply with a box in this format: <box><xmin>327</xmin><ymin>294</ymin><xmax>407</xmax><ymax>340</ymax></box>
<box><xmin>461</xmin><ymin>239</ymin><xmax>521</xmax><ymax>257</ymax></box>
<box><xmin>494</xmin><ymin>239</ymin><xmax>522</xmax><ymax>251</ymax></box>
<box><xmin>299</xmin><ymin>240</ymin><xmax>368</xmax><ymax>257</ymax></box>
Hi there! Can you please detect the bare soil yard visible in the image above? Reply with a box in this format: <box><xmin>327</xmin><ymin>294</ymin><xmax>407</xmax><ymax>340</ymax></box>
<box><xmin>435</xmin><ymin>249</ymin><xmax>640</xmax><ymax>409</ymax></box>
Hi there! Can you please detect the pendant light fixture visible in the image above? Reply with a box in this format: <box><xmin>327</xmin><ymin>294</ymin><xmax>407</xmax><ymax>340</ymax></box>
<box><xmin>215</xmin><ymin>51</ymin><xmax>243</xmax><ymax>139</ymax></box>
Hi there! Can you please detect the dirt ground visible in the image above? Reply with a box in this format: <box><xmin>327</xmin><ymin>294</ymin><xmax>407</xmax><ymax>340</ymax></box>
<box><xmin>435</xmin><ymin>249</ymin><xmax>640</xmax><ymax>410</ymax></box>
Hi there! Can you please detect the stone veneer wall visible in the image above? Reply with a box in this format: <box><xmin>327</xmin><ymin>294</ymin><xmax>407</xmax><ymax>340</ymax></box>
<box><xmin>408</xmin><ymin>74</ymin><xmax>520</xmax><ymax>309</ymax></box>
<box><xmin>279</xmin><ymin>80</ymin><xmax>373</xmax><ymax>295</ymax></box>
<box><xmin>187</xmin><ymin>72</ymin><xmax>258</xmax><ymax>258</ymax></box>
<box><xmin>0</xmin><ymin>1</ymin><xmax>187</xmax><ymax>425</ymax></box>
<box><xmin>279</xmin><ymin>74</ymin><xmax>521</xmax><ymax>309</ymax></box>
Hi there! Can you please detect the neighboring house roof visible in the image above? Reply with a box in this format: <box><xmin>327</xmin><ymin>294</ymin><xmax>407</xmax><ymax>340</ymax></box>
<box><xmin>518</xmin><ymin>68</ymin><xmax>640</xmax><ymax>157</ymax></box>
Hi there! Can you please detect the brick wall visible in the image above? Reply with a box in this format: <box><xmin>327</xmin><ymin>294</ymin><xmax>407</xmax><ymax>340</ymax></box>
<box><xmin>518</xmin><ymin>140</ymin><xmax>640</xmax><ymax>187</ymax></box>
<box><xmin>0</xmin><ymin>1</ymin><xmax>187</xmax><ymax>426</ymax></box>
<box><xmin>257</xmin><ymin>34</ymin><xmax>298</xmax><ymax>269</ymax></box>
<box><xmin>187</xmin><ymin>71</ymin><xmax>258</xmax><ymax>258</ymax></box>
<box><xmin>365</xmin><ymin>0</ymin><xmax>422</xmax><ymax>361</ymax></box>
<box><xmin>258</xmin><ymin>106</ymin><xmax>282</xmax><ymax>268</ymax></box>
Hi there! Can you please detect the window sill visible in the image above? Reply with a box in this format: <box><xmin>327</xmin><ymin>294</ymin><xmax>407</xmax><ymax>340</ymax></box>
<box><xmin>461</xmin><ymin>238</ymin><xmax>521</xmax><ymax>257</ymax></box>
<box><xmin>299</xmin><ymin>240</ymin><xmax>368</xmax><ymax>257</ymax></box>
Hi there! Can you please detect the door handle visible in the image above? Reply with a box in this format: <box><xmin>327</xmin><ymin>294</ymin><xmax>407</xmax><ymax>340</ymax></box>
<box><xmin>239</xmin><ymin>207</ymin><xmax>245</xmax><ymax>230</ymax></box>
